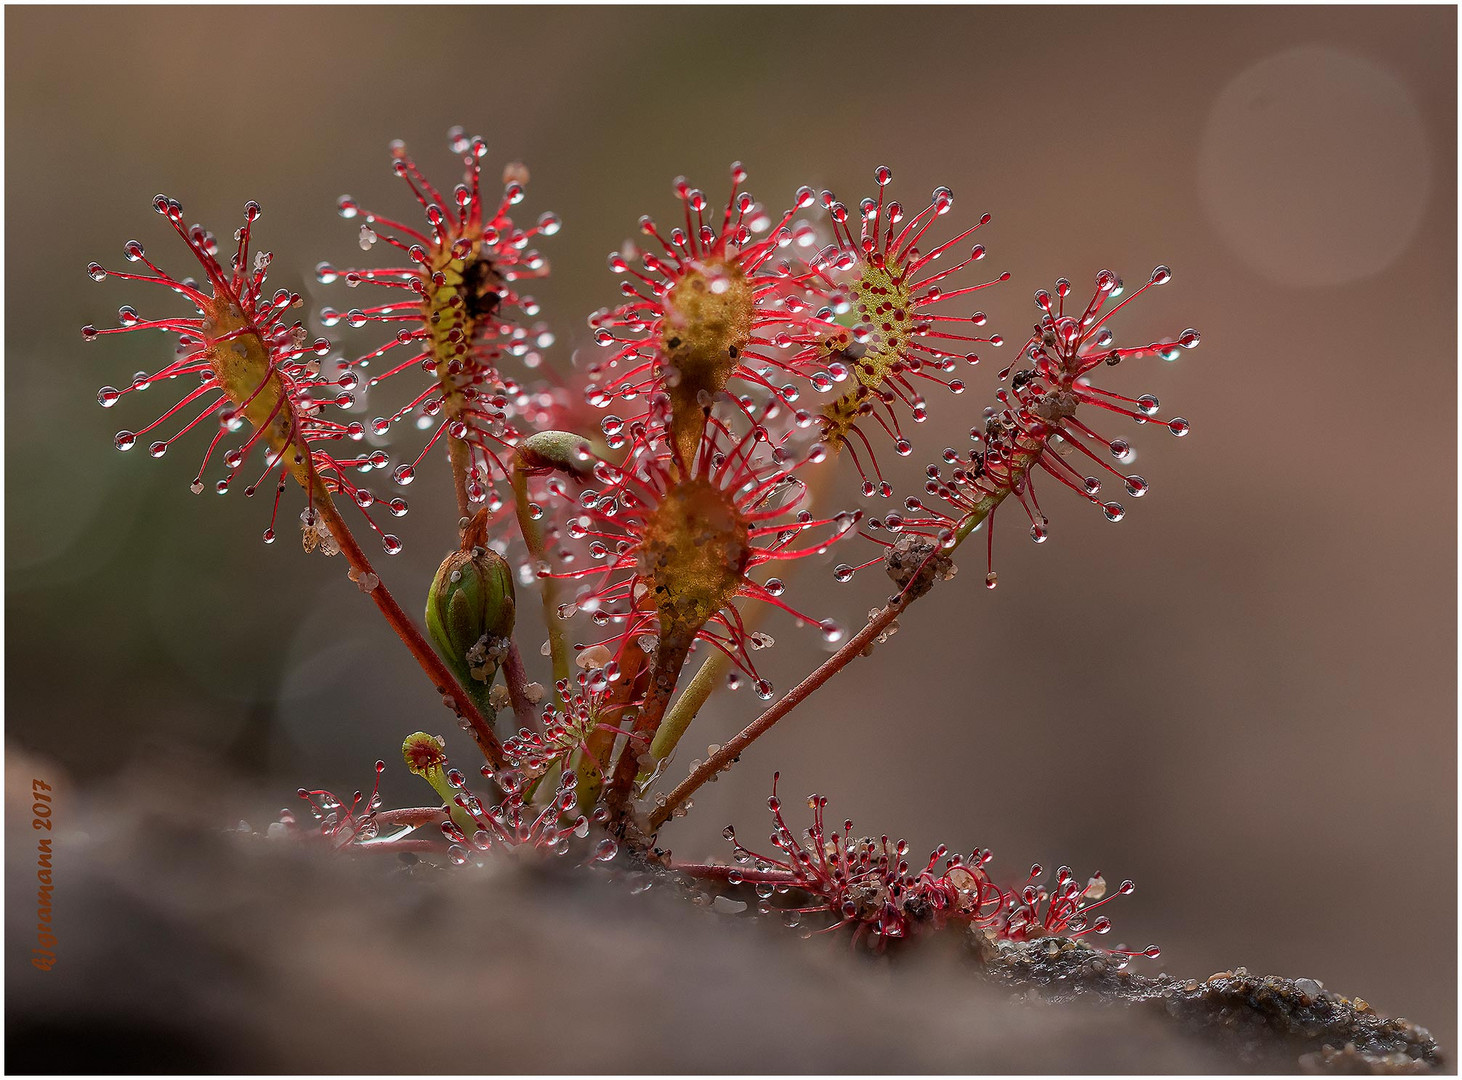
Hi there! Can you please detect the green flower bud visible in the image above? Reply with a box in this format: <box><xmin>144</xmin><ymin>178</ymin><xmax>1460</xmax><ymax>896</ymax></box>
<box><xmin>515</xmin><ymin>429</ymin><xmax>594</xmax><ymax>477</ymax></box>
<box><xmin>426</xmin><ymin>511</ymin><xmax>516</xmax><ymax>690</ymax></box>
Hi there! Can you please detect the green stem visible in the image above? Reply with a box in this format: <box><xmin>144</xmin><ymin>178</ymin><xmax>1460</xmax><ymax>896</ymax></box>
<box><xmin>649</xmin><ymin>645</ymin><xmax>731</xmax><ymax>761</ymax></box>
<box><xmin>462</xmin><ymin>669</ymin><xmax>499</xmax><ymax>727</ymax></box>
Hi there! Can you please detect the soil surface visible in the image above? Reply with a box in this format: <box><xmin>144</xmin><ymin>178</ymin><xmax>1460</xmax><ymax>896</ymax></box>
<box><xmin>977</xmin><ymin>936</ymin><xmax>1440</xmax><ymax>1073</ymax></box>
<box><xmin>6</xmin><ymin>755</ymin><xmax>1444</xmax><ymax>1074</ymax></box>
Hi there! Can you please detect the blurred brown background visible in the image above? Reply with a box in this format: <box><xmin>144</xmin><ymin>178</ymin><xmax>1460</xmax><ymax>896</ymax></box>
<box><xmin>7</xmin><ymin>3</ymin><xmax>1456</xmax><ymax>1054</ymax></box>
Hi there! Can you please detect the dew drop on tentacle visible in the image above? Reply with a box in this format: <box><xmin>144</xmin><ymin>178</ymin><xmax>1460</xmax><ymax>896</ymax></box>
<box><xmin>1102</xmin><ymin>501</ymin><xmax>1125</xmax><ymax>522</ymax></box>
<box><xmin>1167</xmin><ymin>417</ymin><xmax>1190</xmax><ymax>437</ymax></box>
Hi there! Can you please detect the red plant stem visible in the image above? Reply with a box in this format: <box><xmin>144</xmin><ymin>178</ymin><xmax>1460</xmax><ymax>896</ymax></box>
<box><xmin>372</xmin><ymin>806</ymin><xmax>450</xmax><ymax>829</ymax></box>
<box><xmin>446</xmin><ymin>435</ymin><xmax>473</xmax><ymax>521</ymax></box>
<box><xmin>314</xmin><ymin>496</ymin><xmax>504</xmax><ymax>769</ymax></box>
<box><xmin>575</xmin><ymin>637</ymin><xmax>649</xmax><ymax>811</ymax></box>
<box><xmin>603</xmin><ymin>628</ymin><xmax>694</xmax><ymax>825</ymax></box>
<box><xmin>502</xmin><ymin>640</ymin><xmax>539</xmax><ymax>733</ymax></box>
<box><xmin>667</xmin><ymin>862</ymin><xmax>800</xmax><ymax>885</ymax></box>
<box><xmin>647</xmin><ymin>596</ymin><xmax>911</xmax><ymax>833</ymax></box>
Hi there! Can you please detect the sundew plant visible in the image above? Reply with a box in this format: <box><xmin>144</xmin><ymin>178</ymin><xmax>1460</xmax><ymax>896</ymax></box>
<box><xmin>84</xmin><ymin>129</ymin><xmax>1200</xmax><ymax>954</ymax></box>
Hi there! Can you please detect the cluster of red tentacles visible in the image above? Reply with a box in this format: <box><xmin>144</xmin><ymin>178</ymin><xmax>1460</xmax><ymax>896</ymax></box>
<box><xmin>323</xmin><ymin>129</ymin><xmax>557</xmax><ymax>510</ymax></box>
<box><xmin>861</xmin><ymin>267</ymin><xmax>1198</xmax><ymax>588</ymax></box>
<box><xmin>676</xmin><ymin>773</ymin><xmax>1158</xmax><ymax>958</ymax></box>
<box><xmin>550</xmin><ymin>396</ymin><xmax>858</xmax><ymax>697</ymax></box>
<box><xmin>85</xmin><ymin>196</ymin><xmax>406</xmax><ymax>551</ymax></box>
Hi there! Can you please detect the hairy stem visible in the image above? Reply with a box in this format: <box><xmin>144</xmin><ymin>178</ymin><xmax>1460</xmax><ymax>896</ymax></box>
<box><xmin>575</xmin><ymin>637</ymin><xmax>648</xmax><ymax>811</ymax></box>
<box><xmin>603</xmin><ymin>628</ymin><xmax>694</xmax><ymax>826</ymax></box>
<box><xmin>501</xmin><ymin>639</ymin><xmax>539</xmax><ymax>733</ymax></box>
<box><xmin>667</xmin><ymin>862</ymin><xmax>800</xmax><ymax>885</ymax></box>
<box><xmin>446</xmin><ymin>436</ymin><xmax>473</xmax><ymax>521</ymax></box>
<box><xmin>372</xmin><ymin>806</ymin><xmax>450</xmax><ymax>829</ymax></box>
<box><xmin>668</xmin><ymin>407</ymin><xmax>709</xmax><ymax>479</ymax></box>
<box><xmin>314</xmin><ymin>496</ymin><xmax>504</xmax><ymax>769</ymax></box>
